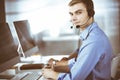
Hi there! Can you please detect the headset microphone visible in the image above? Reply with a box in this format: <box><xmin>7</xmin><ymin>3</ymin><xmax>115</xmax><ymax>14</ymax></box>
<box><xmin>70</xmin><ymin>25</ymin><xmax>80</xmax><ymax>29</ymax></box>
<box><xmin>70</xmin><ymin>26</ymin><xmax>73</xmax><ymax>29</ymax></box>
<box><xmin>76</xmin><ymin>25</ymin><xmax>80</xmax><ymax>28</ymax></box>
<box><xmin>70</xmin><ymin>17</ymin><xmax>90</xmax><ymax>29</ymax></box>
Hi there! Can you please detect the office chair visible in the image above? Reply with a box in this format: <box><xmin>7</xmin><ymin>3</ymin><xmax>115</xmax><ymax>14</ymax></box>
<box><xmin>111</xmin><ymin>54</ymin><xmax>120</xmax><ymax>80</ymax></box>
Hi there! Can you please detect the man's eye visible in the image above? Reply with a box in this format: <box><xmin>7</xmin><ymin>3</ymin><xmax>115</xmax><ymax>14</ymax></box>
<box><xmin>69</xmin><ymin>13</ymin><xmax>73</xmax><ymax>16</ymax></box>
<box><xmin>76</xmin><ymin>12</ymin><xmax>82</xmax><ymax>15</ymax></box>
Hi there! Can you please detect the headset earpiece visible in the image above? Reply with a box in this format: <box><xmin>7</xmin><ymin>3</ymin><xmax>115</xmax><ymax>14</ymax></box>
<box><xmin>88</xmin><ymin>9</ymin><xmax>95</xmax><ymax>17</ymax></box>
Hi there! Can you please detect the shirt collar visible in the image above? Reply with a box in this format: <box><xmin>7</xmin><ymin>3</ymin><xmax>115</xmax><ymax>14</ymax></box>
<box><xmin>80</xmin><ymin>22</ymin><xmax>98</xmax><ymax>41</ymax></box>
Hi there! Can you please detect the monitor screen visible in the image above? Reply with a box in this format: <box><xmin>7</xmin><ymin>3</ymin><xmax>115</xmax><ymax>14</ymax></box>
<box><xmin>13</xmin><ymin>20</ymin><xmax>39</xmax><ymax>57</ymax></box>
<box><xmin>0</xmin><ymin>22</ymin><xmax>20</xmax><ymax>73</ymax></box>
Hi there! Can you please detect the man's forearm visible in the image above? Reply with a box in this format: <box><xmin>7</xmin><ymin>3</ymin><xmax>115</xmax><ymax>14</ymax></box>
<box><xmin>53</xmin><ymin>65</ymin><xmax>70</xmax><ymax>73</ymax></box>
<box><xmin>68</xmin><ymin>52</ymin><xmax>78</xmax><ymax>60</ymax></box>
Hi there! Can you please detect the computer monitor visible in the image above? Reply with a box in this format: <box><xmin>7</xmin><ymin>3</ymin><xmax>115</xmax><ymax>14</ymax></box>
<box><xmin>13</xmin><ymin>20</ymin><xmax>39</xmax><ymax>57</ymax></box>
<box><xmin>0</xmin><ymin>22</ymin><xmax>20</xmax><ymax>73</ymax></box>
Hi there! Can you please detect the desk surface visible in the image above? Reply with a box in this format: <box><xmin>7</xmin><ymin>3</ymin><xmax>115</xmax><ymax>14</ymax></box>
<box><xmin>19</xmin><ymin>54</ymin><xmax>69</xmax><ymax>64</ymax></box>
<box><xmin>0</xmin><ymin>55</ymin><xmax>68</xmax><ymax>78</ymax></box>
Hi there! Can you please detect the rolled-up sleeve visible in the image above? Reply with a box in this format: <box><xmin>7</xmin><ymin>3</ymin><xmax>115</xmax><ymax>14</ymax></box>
<box><xmin>58</xmin><ymin>73</ymin><xmax>67</xmax><ymax>80</ymax></box>
<box><xmin>68</xmin><ymin>58</ymin><xmax>76</xmax><ymax>69</ymax></box>
<box><xmin>57</xmin><ymin>58</ymin><xmax>75</xmax><ymax>80</ymax></box>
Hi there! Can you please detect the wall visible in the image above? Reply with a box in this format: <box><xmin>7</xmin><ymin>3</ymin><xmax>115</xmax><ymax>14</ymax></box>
<box><xmin>5</xmin><ymin>0</ymin><xmax>120</xmax><ymax>55</ymax></box>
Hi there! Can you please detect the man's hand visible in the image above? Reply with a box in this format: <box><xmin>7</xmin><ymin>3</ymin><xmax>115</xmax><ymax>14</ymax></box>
<box><xmin>47</xmin><ymin>58</ymin><xmax>59</xmax><ymax>67</ymax></box>
<box><xmin>47</xmin><ymin>57</ymin><xmax>70</xmax><ymax>73</ymax></box>
<box><xmin>42</xmin><ymin>68</ymin><xmax>59</xmax><ymax>80</ymax></box>
<box><xmin>60</xmin><ymin>57</ymin><xmax>69</xmax><ymax>61</ymax></box>
<box><xmin>53</xmin><ymin>60</ymin><xmax>70</xmax><ymax>73</ymax></box>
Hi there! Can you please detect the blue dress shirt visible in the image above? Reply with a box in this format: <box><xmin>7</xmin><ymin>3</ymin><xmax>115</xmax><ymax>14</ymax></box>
<box><xmin>58</xmin><ymin>22</ymin><xmax>113</xmax><ymax>80</ymax></box>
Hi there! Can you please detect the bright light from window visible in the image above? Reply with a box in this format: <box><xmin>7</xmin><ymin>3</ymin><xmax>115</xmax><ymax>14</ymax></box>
<box><xmin>6</xmin><ymin>0</ymin><xmax>74</xmax><ymax>37</ymax></box>
<box><xmin>26</xmin><ymin>1</ymin><xmax>71</xmax><ymax>37</ymax></box>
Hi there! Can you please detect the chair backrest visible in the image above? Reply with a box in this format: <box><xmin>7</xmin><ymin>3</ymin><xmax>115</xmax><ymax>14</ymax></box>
<box><xmin>111</xmin><ymin>55</ymin><xmax>120</xmax><ymax>79</ymax></box>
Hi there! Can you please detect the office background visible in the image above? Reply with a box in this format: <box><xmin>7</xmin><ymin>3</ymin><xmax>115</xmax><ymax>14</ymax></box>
<box><xmin>0</xmin><ymin>0</ymin><xmax>120</xmax><ymax>55</ymax></box>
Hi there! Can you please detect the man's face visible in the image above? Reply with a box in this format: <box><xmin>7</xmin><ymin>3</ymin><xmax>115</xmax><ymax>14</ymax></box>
<box><xmin>69</xmin><ymin>3</ymin><xmax>89</xmax><ymax>28</ymax></box>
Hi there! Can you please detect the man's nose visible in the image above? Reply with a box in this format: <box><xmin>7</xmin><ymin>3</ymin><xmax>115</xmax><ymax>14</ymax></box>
<box><xmin>71</xmin><ymin>15</ymin><xmax>77</xmax><ymax>22</ymax></box>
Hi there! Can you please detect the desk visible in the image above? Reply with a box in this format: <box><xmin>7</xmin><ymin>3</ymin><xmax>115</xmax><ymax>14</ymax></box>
<box><xmin>0</xmin><ymin>55</ymin><xmax>68</xmax><ymax>79</ymax></box>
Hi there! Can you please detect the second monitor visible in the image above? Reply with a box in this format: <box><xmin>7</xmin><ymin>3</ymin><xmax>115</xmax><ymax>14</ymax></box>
<box><xmin>13</xmin><ymin>20</ymin><xmax>39</xmax><ymax>58</ymax></box>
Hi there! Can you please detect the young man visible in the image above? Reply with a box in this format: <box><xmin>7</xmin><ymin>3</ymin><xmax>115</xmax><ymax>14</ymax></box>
<box><xmin>42</xmin><ymin>0</ymin><xmax>113</xmax><ymax>80</ymax></box>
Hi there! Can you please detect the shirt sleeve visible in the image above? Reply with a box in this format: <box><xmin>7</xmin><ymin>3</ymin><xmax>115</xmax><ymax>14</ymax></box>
<box><xmin>57</xmin><ymin>48</ymin><xmax>79</xmax><ymax>80</ymax></box>
<box><xmin>57</xmin><ymin>57</ymin><xmax>75</xmax><ymax>80</ymax></box>
<box><xmin>58</xmin><ymin>42</ymin><xmax>104</xmax><ymax>80</ymax></box>
<box><xmin>58</xmin><ymin>73</ymin><xmax>67</xmax><ymax>80</ymax></box>
<box><xmin>68</xmin><ymin>58</ymin><xmax>75</xmax><ymax>69</ymax></box>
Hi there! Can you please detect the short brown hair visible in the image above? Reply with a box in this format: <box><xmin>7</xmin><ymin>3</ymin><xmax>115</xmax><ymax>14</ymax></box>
<box><xmin>68</xmin><ymin>0</ymin><xmax>95</xmax><ymax>17</ymax></box>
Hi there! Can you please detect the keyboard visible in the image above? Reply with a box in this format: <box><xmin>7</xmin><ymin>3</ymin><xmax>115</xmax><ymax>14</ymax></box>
<box><xmin>11</xmin><ymin>71</ymin><xmax>42</xmax><ymax>80</ymax></box>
